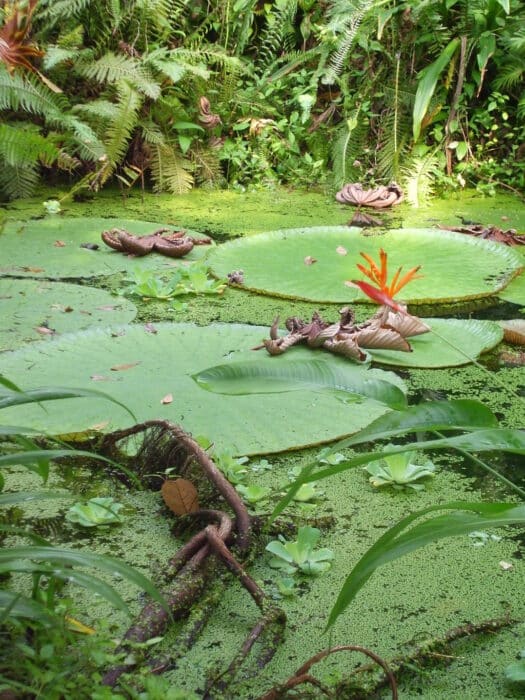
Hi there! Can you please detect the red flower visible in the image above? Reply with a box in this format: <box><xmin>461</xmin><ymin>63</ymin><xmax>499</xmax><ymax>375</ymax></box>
<box><xmin>349</xmin><ymin>249</ymin><xmax>422</xmax><ymax>310</ymax></box>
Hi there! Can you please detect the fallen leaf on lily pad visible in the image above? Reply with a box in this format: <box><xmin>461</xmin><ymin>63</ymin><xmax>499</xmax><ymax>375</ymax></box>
<box><xmin>89</xmin><ymin>421</ymin><xmax>110</xmax><ymax>431</ymax></box>
<box><xmin>97</xmin><ymin>305</ymin><xmax>117</xmax><ymax>311</ymax></box>
<box><xmin>161</xmin><ymin>393</ymin><xmax>173</xmax><ymax>404</ymax></box>
<box><xmin>90</xmin><ymin>374</ymin><xmax>113</xmax><ymax>381</ymax></box>
<box><xmin>336</xmin><ymin>246</ymin><xmax>347</xmax><ymax>255</ymax></box>
<box><xmin>35</xmin><ymin>326</ymin><xmax>55</xmax><ymax>335</ymax></box>
<box><xmin>54</xmin><ymin>240</ymin><xmax>66</xmax><ymax>247</ymax></box>
<box><xmin>23</xmin><ymin>266</ymin><xmax>45</xmax><ymax>273</ymax></box>
<box><xmin>161</xmin><ymin>478</ymin><xmax>199</xmax><ymax>515</ymax></box>
<box><xmin>110</xmin><ymin>362</ymin><xmax>140</xmax><ymax>371</ymax></box>
<box><xmin>144</xmin><ymin>323</ymin><xmax>158</xmax><ymax>334</ymax></box>
<box><xmin>304</xmin><ymin>256</ymin><xmax>317</xmax><ymax>265</ymax></box>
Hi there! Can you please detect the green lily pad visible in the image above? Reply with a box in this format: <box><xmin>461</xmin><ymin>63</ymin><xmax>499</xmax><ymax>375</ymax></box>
<box><xmin>499</xmin><ymin>248</ymin><xmax>525</xmax><ymax>305</ymax></box>
<box><xmin>368</xmin><ymin>318</ymin><xmax>503</xmax><ymax>367</ymax></box>
<box><xmin>206</xmin><ymin>226</ymin><xmax>522</xmax><ymax>304</ymax></box>
<box><xmin>0</xmin><ymin>278</ymin><xmax>137</xmax><ymax>352</ymax></box>
<box><xmin>0</xmin><ymin>217</ymin><xmax>210</xmax><ymax>279</ymax></box>
<box><xmin>0</xmin><ymin>323</ymin><xmax>404</xmax><ymax>455</ymax></box>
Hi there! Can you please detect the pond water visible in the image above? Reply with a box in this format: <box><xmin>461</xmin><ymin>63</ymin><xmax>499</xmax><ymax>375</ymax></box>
<box><xmin>1</xmin><ymin>186</ymin><xmax>524</xmax><ymax>699</ymax></box>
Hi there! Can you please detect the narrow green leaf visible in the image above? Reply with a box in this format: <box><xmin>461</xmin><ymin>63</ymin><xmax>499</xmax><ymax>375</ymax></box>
<box><xmin>0</xmin><ymin>491</ymin><xmax>68</xmax><ymax>507</ymax></box>
<box><xmin>0</xmin><ymin>546</ymin><xmax>167</xmax><ymax>613</ymax></box>
<box><xmin>0</xmin><ymin>591</ymin><xmax>55</xmax><ymax>625</ymax></box>
<box><xmin>339</xmin><ymin>400</ymin><xmax>498</xmax><ymax>448</ymax></box>
<box><xmin>0</xmin><ymin>387</ymin><xmax>135</xmax><ymax>422</ymax></box>
<box><xmin>413</xmin><ymin>39</ymin><xmax>460</xmax><ymax>141</ymax></box>
<box><xmin>327</xmin><ymin>502</ymin><xmax>525</xmax><ymax>628</ymax></box>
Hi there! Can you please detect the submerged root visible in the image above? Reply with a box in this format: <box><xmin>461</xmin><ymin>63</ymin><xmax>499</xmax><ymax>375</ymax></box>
<box><xmin>99</xmin><ymin>421</ymin><xmax>285</xmax><ymax>692</ymax></box>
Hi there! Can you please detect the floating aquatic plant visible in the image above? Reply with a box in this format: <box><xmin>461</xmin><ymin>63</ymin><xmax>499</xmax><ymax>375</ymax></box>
<box><xmin>66</xmin><ymin>497</ymin><xmax>125</xmax><ymax>527</ymax></box>
<box><xmin>266</xmin><ymin>526</ymin><xmax>334</xmax><ymax>576</ymax></box>
<box><xmin>364</xmin><ymin>447</ymin><xmax>436</xmax><ymax>491</ymax></box>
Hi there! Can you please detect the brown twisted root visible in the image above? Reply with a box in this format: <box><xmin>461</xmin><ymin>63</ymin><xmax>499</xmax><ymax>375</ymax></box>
<box><xmin>336</xmin><ymin>182</ymin><xmax>404</xmax><ymax>209</ymax></box>
<box><xmin>98</xmin><ymin>421</ymin><xmax>285</xmax><ymax>692</ymax></box>
<box><xmin>100</xmin><ymin>228</ymin><xmax>212</xmax><ymax>258</ymax></box>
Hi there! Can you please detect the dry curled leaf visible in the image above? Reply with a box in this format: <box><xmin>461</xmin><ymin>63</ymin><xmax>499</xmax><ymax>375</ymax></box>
<box><xmin>160</xmin><ymin>393</ymin><xmax>173</xmax><ymax>404</ymax></box>
<box><xmin>89</xmin><ymin>421</ymin><xmax>109</xmax><ymax>431</ymax></box>
<box><xmin>110</xmin><ymin>362</ymin><xmax>140</xmax><ymax>371</ymax></box>
<box><xmin>97</xmin><ymin>305</ymin><xmax>117</xmax><ymax>311</ymax></box>
<box><xmin>53</xmin><ymin>240</ymin><xmax>66</xmax><ymax>247</ymax></box>
<box><xmin>90</xmin><ymin>375</ymin><xmax>113</xmax><ymax>382</ymax></box>
<box><xmin>161</xmin><ymin>478</ymin><xmax>199</xmax><ymax>515</ymax></box>
<box><xmin>336</xmin><ymin>246</ymin><xmax>347</xmax><ymax>256</ymax></box>
<box><xmin>22</xmin><ymin>266</ymin><xmax>45</xmax><ymax>273</ymax></box>
<box><xmin>304</xmin><ymin>256</ymin><xmax>317</xmax><ymax>265</ymax></box>
<box><xmin>144</xmin><ymin>323</ymin><xmax>158</xmax><ymax>334</ymax></box>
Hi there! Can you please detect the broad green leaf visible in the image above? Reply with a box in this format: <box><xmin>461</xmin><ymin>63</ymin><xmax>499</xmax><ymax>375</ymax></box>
<box><xmin>194</xmin><ymin>358</ymin><xmax>407</xmax><ymax>409</ymax></box>
<box><xmin>0</xmin><ymin>546</ymin><xmax>167</xmax><ymax>613</ymax></box>
<box><xmin>477</xmin><ymin>33</ymin><xmax>496</xmax><ymax>75</ymax></box>
<box><xmin>327</xmin><ymin>501</ymin><xmax>525</xmax><ymax>628</ymax></box>
<box><xmin>206</xmin><ymin>227</ymin><xmax>521</xmax><ymax>304</ymax></box>
<box><xmin>0</xmin><ymin>218</ymin><xmax>210</xmax><ymax>279</ymax></box>
<box><xmin>413</xmin><ymin>39</ymin><xmax>460</xmax><ymax>141</ymax></box>
<box><xmin>0</xmin><ymin>278</ymin><xmax>137</xmax><ymax>352</ymax></box>
<box><xmin>0</xmin><ymin>324</ymin><xmax>402</xmax><ymax>455</ymax></box>
<box><xmin>499</xmin><ymin>251</ymin><xmax>524</xmax><ymax>305</ymax></box>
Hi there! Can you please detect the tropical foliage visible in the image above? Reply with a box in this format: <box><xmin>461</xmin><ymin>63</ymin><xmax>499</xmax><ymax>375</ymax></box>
<box><xmin>0</xmin><ymin>0</ymin><xmax>523</xmax><ymax>199</ymax></box>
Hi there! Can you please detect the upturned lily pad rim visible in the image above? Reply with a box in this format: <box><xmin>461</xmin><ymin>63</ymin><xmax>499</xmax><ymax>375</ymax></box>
<box><xmin>205</xmin><ymin>226</ymin><xmax>523</xmax><ymax>305</ymax></box>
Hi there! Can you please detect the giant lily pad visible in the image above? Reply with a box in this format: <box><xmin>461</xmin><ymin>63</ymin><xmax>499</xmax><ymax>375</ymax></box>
<box><xmin>368</xmin><ymin>318</ymin><xmax>503</xmax><ymax>367</ymax></box>
<box><xmin>498</xmin><ymin>249</ymin><xmax>525</xmax><ymax>305</ymax></box>
<box><xmin>0</xmin><ymin>218</ymin><xmax>210</xmax><ymax>279</ymax></box>
<box><xmin>0</xmin><ymin>323</ymin><xmax>405</xmax><ymax>455</ymax></box>
<box><xmin>0</xmin><ymin>279</ymin><xmax>137</xmax><ymax>352</ymax></box>
<box><xmin>206</xmin><ymin>227</ymin><xmax>522</xmax><ymax>304</ymax></box>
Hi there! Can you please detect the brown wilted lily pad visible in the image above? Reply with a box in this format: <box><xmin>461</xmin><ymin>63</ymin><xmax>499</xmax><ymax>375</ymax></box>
<box><xmin>498</xmin><ymin>319</ymin><xmax>525</xmax><ymax>345</ymax></box>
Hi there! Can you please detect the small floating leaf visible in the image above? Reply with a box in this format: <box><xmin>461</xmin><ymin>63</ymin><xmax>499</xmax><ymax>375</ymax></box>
<box><xmin>161</xmin><ymin>479</ymin><xmax>199</xmax><ymax>515</ymax></box>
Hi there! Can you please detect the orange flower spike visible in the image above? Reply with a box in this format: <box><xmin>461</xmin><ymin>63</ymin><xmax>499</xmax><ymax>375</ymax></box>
<box><xmin>389</xmin><ymin>265</ymin><xmax>423</xmax><ymax>296</ymax></box>
<box><xmin>378</xmin><ymin>248</ymin><xmax>388</xmax><ymax>287</ymax></box>
<box><xmin>356</xmin><ymin>262</ymin><xmax>380</xmax><ymax>284</ymax></box>
<box><xmin>359</xmin><ymin>251</ymin><xmax>383</xmax><ymax>286</ymax></box>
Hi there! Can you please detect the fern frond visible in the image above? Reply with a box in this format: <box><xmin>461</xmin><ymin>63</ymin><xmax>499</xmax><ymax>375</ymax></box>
<box><xmin>191</xmin><ymin>144</ymin><xmax>223</xmax><ymax>187</ymax></box>
<box><xmin>149</xmin><ymin>143</ymin><xmax>194</xmax><ymax>193</ymax></box>
<box><xmin>331</xmin><ymin>112</ymin><xmax>367</xmax><ymax>189</ymax></box>
<box><xmin>76</xmin><ymin>52</ymin><xmax>161</xmax><ymax>100</ymax></box>
<box><xmin>323</xmin><ymin>0</ymin><xmax>376</xmax><ymax>85</ymax></box>
<box><xmin>256</xmin><ymin>0</ymin><xmax>299</xmax><ymax>71</ymax></box>
<box><xmin>402</xmin><ymin>153</ymin><xmax>440</xmax><ymax>208</ymax></box>
<box><xmin>0</xmin><ymin>162</ymin><xmax>41</xmax><ymax>201</ymax></box>
<box><xmin>37</xmin><ymin>0</ymin><xmax>92</xmax><ymax>23</ymax></box>
<box><xmin>492</xmin><ymin>58</ymin><xmax>525</xmax><ymax>91</ymax></box>
<box><xmin>73</xmin><ymin>100</ymin><xmax>121</xmax><ymax>123</ymax></box>
<box><xmin>42</xmin><ymin>47</ymin><xmax>78</xmax><ymax>71</ymax></box>
<box><xmin>0</xmin><ymin>124</ymin><xmax>59</xmax><ymax>168</ymax></box>
<box><xmin>0</xmin><ymin>67</ymin><xmax>66</xmax><ymax>119</ymax></box>
<box><xmin>140</xmin><ymin>121</ymin><xmax>166</xmax><ymax>145</ymax></box>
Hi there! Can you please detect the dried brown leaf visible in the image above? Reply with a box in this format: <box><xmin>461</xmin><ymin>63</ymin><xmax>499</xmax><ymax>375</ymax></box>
<box><xmin>304</xmin><ymin>256</ymin><xmax>317</xmax><ymax>265</ymax></box>
<box><xmin>161</xmin><ymin>479</ymin><xmax>199</xmax><ymax>515</ymax></box>
<box><xmin>90</xmin><ymin>375</ymin><xmax>113</xmax><ymax>381</ymax></box>
<box><xmin>144</xmin><ymin>323</ymin><xmax>158</xmax><ymax>334</ymax></box>
<box><xmin>110</xmin><ymin>362</ymin><xmax>140</xmax><ymax>371</ymax></box>
<box><xmin>53</xmin><ymin>240</ymin><xmax>66</xmax><ymax>247</ymax></box>
<box><xmin>35</xmin><ymin>326</ymin><xmax>55</xmax><ymax>335</ymax></box>
<box><xmin>160</xmin><ymin>393</ymin><xmax>173</xmax><ymax>404</ymax></box>
<box><xmin>336</xmin><ymin>246</ymin><xmax>347</xmax><ymax>256</ymax></box>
